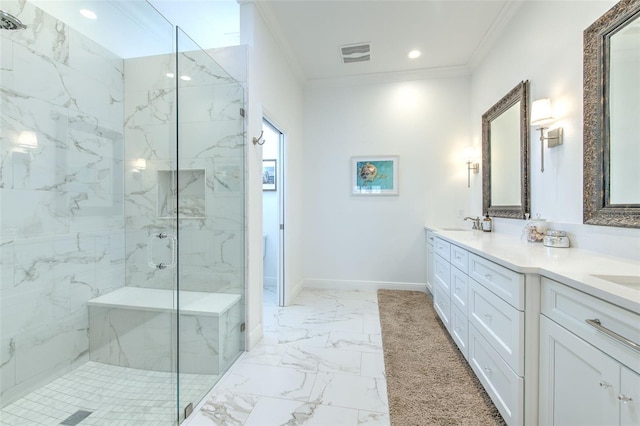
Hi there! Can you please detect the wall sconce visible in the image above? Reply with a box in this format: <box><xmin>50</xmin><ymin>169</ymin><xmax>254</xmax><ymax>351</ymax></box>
<box><xmin>531</xmin><ymin>98</ymin><xmax>563</xmax><ymax>173</ymax></box>
<box><xmin>464</xmin><ymin>146</ymin><xmax>479</xmax><ymax>188</ymax></box>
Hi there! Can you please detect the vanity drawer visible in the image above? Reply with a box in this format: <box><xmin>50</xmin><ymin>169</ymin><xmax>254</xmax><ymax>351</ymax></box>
<box><xmin>469</xmin><ymin>278</ymin><xmax>524</xmax><ymax>376</ymax></box>
<box><xmin>451</xmin><ymin>266</ymin><xmax>468</xmax><ymax>315</ymax></box>
<box><xmin>468</xmin><ymin>253</ymin><xmax>524</xmax><ymax>310</ymax></box>
<box><xmin>433</xmin><ymin>281</ymin><xmax>451</xmax><ymax>331</ymax></box>
<box><xmin>542</xmin><ymin>277</ymin><xmax>640</xmax><ymax>373</ymax></box>
<box><xmin>469</xmin><ymin>324</ymin><xmax>523</xmax><ymax>425</ymax></box>
<box><xmin>425</xmin><ymin>229</ymin><xmax>435</xmax><ymax>246</ymax></box>
<box><xmin>451</xmin><ymin>244</ymin><xmax>468</xmax><ymax>274</ymax></box>
<box><xmin>434</xmin><ymin>237</ymin><xmax>451</xmax><ymax>262</ymax></box>
<box><xmin>433</xmin><ymin>254</ymin><xmax>451</xmax><ymax>293</ymax></box>
<box><xmin>451</xmin><ymin>304</ymin><xmax>469</xmax><ymax>360</ymax></box>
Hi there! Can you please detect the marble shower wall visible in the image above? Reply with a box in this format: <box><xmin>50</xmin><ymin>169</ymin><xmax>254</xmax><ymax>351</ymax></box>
<box><xmin>123</xmin><ymin>49</ymin><xmax>246</xmax><ymax>296</ymax></box>
<box><xmin>0</xmin><ymin>0</ymin><xmax>246</xmax><ymax>407</ymax></box>
<box><xmin>0</xmin><ymin>0</ymin><xmax>125</xmax><ymax>405</ymax></box>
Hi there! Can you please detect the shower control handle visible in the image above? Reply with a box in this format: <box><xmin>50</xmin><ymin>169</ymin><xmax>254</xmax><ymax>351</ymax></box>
<box><xmin>147</xmin><ymin>233</ymin><xmax>177</xmax><ymax>270</ymax></box>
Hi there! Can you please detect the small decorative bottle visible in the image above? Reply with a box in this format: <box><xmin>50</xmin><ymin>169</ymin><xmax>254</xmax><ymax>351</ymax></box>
<box><xmin>482</xmin><ymin>213</ymin><xmax>492</xmax><ymax>232</ymax></box>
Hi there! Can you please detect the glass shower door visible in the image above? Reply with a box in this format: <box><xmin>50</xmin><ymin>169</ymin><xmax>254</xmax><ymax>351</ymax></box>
<box><xmin>0</xmin><ymin>0</ymin><xmax>182</xmax><ymax>424</ymax></box>
<box><xmin>175</xmin><ymin>28</ymin><xmax>246</xmax><ymax>421</ymax></box>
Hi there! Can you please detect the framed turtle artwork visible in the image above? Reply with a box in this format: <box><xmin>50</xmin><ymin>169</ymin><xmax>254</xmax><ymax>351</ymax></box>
<box><xmin>351</xmin><ymin>155</ymin><xmax>399</xmax><ymax>195</ymax></box>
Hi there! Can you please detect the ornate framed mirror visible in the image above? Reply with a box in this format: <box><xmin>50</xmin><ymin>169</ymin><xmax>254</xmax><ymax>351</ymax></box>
<box><xmin>482</xmin><ymin>80</ymin><xmax>530</xmax><ymax>219</ymax></box>
<box><xmin>584</xmin><ymin>0</ymin><xmax>640</xmax><ymax>228</ymax></box>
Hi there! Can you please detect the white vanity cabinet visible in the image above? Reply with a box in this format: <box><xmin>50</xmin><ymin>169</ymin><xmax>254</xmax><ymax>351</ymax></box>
<box><xmin>433</xmin><ymin>237</ymin><xmax>451</xmax><ymax>330</ymax></box>
<box><xmin>424</xmin><ymin>226</ymin><xmax>639</xmax><ymax>426</ymax></box>
<box><xmin>467</xmin><ymin>257</ymin><xmax>525</xmax><ymax>425</ymax></box>
<box><xmin>425</xmin><ymin>230</ymin><xmax>435</xmax><ymax>294</ymax></box>
<box><xmin>432</xmin><ymin>236</ymin><xmax>526</xmax><ymax>424</ymax></box>
<box><xmin>451</xmin><ymin>266</ymin><xmax>470</xmax><ymax>358</ymax></box>
<box><xmin>540</xmin><ymin>278</ymin><xmax>640</xmax><ymax>426</ymax></box>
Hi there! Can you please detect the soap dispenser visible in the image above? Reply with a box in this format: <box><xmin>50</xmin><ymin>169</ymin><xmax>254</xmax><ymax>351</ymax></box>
<box><xmin>482</xmin><ymin>213</ymin><xmax>492</xmax><ymax>232</ymax></box>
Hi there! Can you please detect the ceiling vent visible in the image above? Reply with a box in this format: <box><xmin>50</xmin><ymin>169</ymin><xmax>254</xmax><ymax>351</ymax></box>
<box><xmin>340</xmin><ymin>43</ymin><xmax>371</xmax><ymax>64</ymax></box>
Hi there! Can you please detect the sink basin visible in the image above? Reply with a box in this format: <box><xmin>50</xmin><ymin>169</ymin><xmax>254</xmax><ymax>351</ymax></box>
<box><xmin>439</xmin><ymin>227</ymin><xmax>470</xmax><ymax>231</ymax></box>
<box><xmin>591</xmin><ymin>274</ymin><xmax>640</xmax><ymax>290</ymax></box>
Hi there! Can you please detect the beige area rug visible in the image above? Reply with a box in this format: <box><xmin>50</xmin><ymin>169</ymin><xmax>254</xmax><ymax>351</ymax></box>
<box><xmin>377</xmin><ymin>290</ymin><xmax>506</xmax><ymax>426</ymax></box>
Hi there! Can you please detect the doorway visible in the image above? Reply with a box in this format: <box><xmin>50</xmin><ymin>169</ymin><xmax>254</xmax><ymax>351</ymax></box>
<box><xmin>261</xmin><ymin>118</ymin><xmax>285</xmax><ymax>307</ymax></box>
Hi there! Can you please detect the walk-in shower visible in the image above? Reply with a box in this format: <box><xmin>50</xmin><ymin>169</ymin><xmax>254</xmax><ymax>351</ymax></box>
<box><xmin>0</xmin><ymin>1</ymin><xmax>246</xmax><ymax>424</ymax></box>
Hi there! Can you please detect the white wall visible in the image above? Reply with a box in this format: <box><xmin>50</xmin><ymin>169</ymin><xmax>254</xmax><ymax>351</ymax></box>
<box><xmin>470</xmin><ymin>0</ymin><xmax>640</xmax><ymax>260</ymax></box>
<box><xmin>244</xmin><ymin>0</ymin><xmax>640</xmax><ymax>339</ymax></box>
<box><xmin>240</xmin><ymin>2</ymin><xmax>305</xmax><ymax>348</ymax></box>
<box><xmin>302</xmin><ymin>75</ymin><xmax>471</xmax><ymax>288</ymax></box>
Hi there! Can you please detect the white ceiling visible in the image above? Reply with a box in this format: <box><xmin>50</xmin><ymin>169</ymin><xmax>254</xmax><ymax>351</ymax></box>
<box><xmin>258</xmin><ymin>0</ymin><xmax>516</xmax><ymax>82</ymax></box>
<box><xmin>27</xmin><ymin>0</ymin><xmax>516</xmax><ymax>80</ymax></box>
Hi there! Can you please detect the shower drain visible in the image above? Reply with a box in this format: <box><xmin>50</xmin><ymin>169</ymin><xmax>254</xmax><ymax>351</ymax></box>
<box><xmin>60</xmin><ymin>410</ymin><xmax>92</xmax><ymax>425</ymax></box>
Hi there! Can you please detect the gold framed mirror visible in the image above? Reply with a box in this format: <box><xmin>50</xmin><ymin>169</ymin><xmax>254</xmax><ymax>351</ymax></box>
<box><xmin>584</xmin><ymin>0</ymin><xmax>640</xmax><ymax>228</ymax></box>
<box><xmin>482</xmin><ymin>80</ymin><xmax>530</xmax><ymax>219</ymax></box>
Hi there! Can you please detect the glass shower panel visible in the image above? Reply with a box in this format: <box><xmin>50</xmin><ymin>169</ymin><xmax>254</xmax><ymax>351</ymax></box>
<box><xmin>175</xmin><ymin>27</ymin><xmax>246</xmax><ymax>421</ymax></box>
<box><xmin>0</xmin><ymin>0</ymin><xmax>180</xmax><ymax>424</ymax></box>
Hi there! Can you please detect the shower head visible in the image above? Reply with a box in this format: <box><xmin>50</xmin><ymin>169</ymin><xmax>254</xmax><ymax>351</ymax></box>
<box><xmin>0</xmin><ymin>10</ymin><xmax>27</xmax><ymax>30</ymax></box>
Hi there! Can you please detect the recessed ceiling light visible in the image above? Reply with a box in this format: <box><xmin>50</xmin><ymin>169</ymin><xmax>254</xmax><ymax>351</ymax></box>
<box><xmin>79</xmin><ymin>9</ymin><xmax>97</xmax><ymax>20</ymax></box>
<box><xmin>180</xmin><ymin>75</ymin><xmax>191</xmax><ymax>81</ymax></box>
<box><xmin>408</xmin><ymin>50</ymin><xmax>421</xmax><ymax>59</ymax></box>
<box><xmin>166</xmin><ymin>72</ymin><xmax>175</xmax><ymax>78</ymax></box>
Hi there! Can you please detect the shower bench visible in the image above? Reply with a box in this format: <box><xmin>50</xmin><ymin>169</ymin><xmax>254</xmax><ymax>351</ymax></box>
<box><xmin>87</xmin><ymin>287</ymin><xmax>242</xmax><ymax>375</ymax></box>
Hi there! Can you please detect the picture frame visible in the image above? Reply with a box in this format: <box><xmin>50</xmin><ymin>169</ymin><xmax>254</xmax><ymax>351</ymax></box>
<box><xmin>262</xmin><ymin>159</ymin><xmax>277</xmax><ymax>191</ymax></box>
<box><xmin>352</xmin><ymin>155</ymin><xmax>399</xmax><ymax>195</ymax></box>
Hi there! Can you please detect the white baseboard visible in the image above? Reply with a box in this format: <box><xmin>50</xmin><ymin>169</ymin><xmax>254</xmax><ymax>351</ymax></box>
<box><xmin>263</xmin><ymin>276</ymin><xmax>277</xmax><ymax>288</ymax></box>
<box><xmin>248</xmin><ymin>321</ymin><xmax>263</xmax><ymax>350</ymax></box>
<box><xmin>287</xmin><ymin>279</ymin><xmax>304</xmax><ymax>305</ymax></box>
<box><xmin>303</xmin><ymin>279</ymin><xmax>428</xmax><ymax>293</ymax></box>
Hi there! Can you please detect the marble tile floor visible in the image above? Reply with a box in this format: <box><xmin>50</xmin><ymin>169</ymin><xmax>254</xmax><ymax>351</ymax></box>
<box><xmin>263</xmin><ymin>284</ymin><xmax>278</xmax><ymax>306</ymax></box>
<box><xmin>0</xmin><ymin>361</ymin><xmax>216</xmax><ymax>425</ymax></box>
<box><xmin>184</xmin><ymin>288</ymin><xmax>390</xmax><ymax>426</ymax></box>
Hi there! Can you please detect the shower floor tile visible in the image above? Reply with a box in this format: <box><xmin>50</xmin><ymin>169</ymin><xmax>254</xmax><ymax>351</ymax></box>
<box><xmin>0</xmin><ymin>362</ymin><xmax>217</xmax><ymax>426</ymax></box>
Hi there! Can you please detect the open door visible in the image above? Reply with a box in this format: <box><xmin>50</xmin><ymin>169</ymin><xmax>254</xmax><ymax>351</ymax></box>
<box><xmin>261</xmin><ymin>119</ymin><xmax>285</xmax><ymax>307</ymax></box>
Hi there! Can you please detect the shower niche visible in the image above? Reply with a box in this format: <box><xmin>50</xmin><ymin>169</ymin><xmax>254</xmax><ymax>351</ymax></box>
<box><xmin>157</xmin><ymin>169</ymin><xmax>206</xmax><ymax>219</ymax></box>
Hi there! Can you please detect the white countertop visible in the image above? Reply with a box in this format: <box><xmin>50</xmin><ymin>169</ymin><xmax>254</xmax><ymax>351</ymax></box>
<box><xmin>425</xmin><ymin>226</ymin><xmax>640</xmax><ymax>313</ymax></box>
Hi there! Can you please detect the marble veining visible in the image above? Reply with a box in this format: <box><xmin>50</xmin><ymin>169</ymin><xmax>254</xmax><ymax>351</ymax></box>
<box><xmin>1</xmin><ymin>0</ymin><xmax>247</xmax><ymax>413</ymax></box>
<box><xmin>184</xmin><ymin>288</ymin><xmax>390</xmax><ymax>426</ymax></box>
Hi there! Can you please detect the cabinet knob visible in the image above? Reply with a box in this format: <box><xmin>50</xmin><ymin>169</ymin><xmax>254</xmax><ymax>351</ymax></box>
<box><xmin>599</xmin><ymin>381</ymin><xmax>612</xmax><ymax>389</ymax></box>
<box><xmin>618</xmin><ymin>394</ymin><xmax>633</xmax><ymax>404</ymax></box>
<box><xmin>484</xmin><ymin>273</ymin><xmax>492</xmax><ymax>280</ymax></box>
<box><xmin>484</xmin><ymin>366</ymin><xmax>492</xmax><ymax>374</ymax></box>
<box><xmin>484</xmin><ymin>313</ymin><xmax>492</xmax><ymax>319</ymax></box>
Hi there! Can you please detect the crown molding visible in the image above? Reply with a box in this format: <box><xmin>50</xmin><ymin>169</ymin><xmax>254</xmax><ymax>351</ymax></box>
<box><xmin>250</xmin><ymin>0</ymin><xmax>308</xmax><ymax>85</ymax></box>
<box><xmin>467</xmin><ymin>0</ymin><xmax>525</xmax><ymax>71</ymax></box>
<box><xmin>305</xmin><ymin>65</ymin><xmax>471</xmax><ymax>90</ymax></box>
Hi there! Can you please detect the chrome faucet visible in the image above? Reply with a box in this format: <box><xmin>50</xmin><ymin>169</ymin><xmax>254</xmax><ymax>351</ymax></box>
<box><xmin>463</xmin><ymin>216</ymin><xmax>481</xmax><ymax>230</ymax></box>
